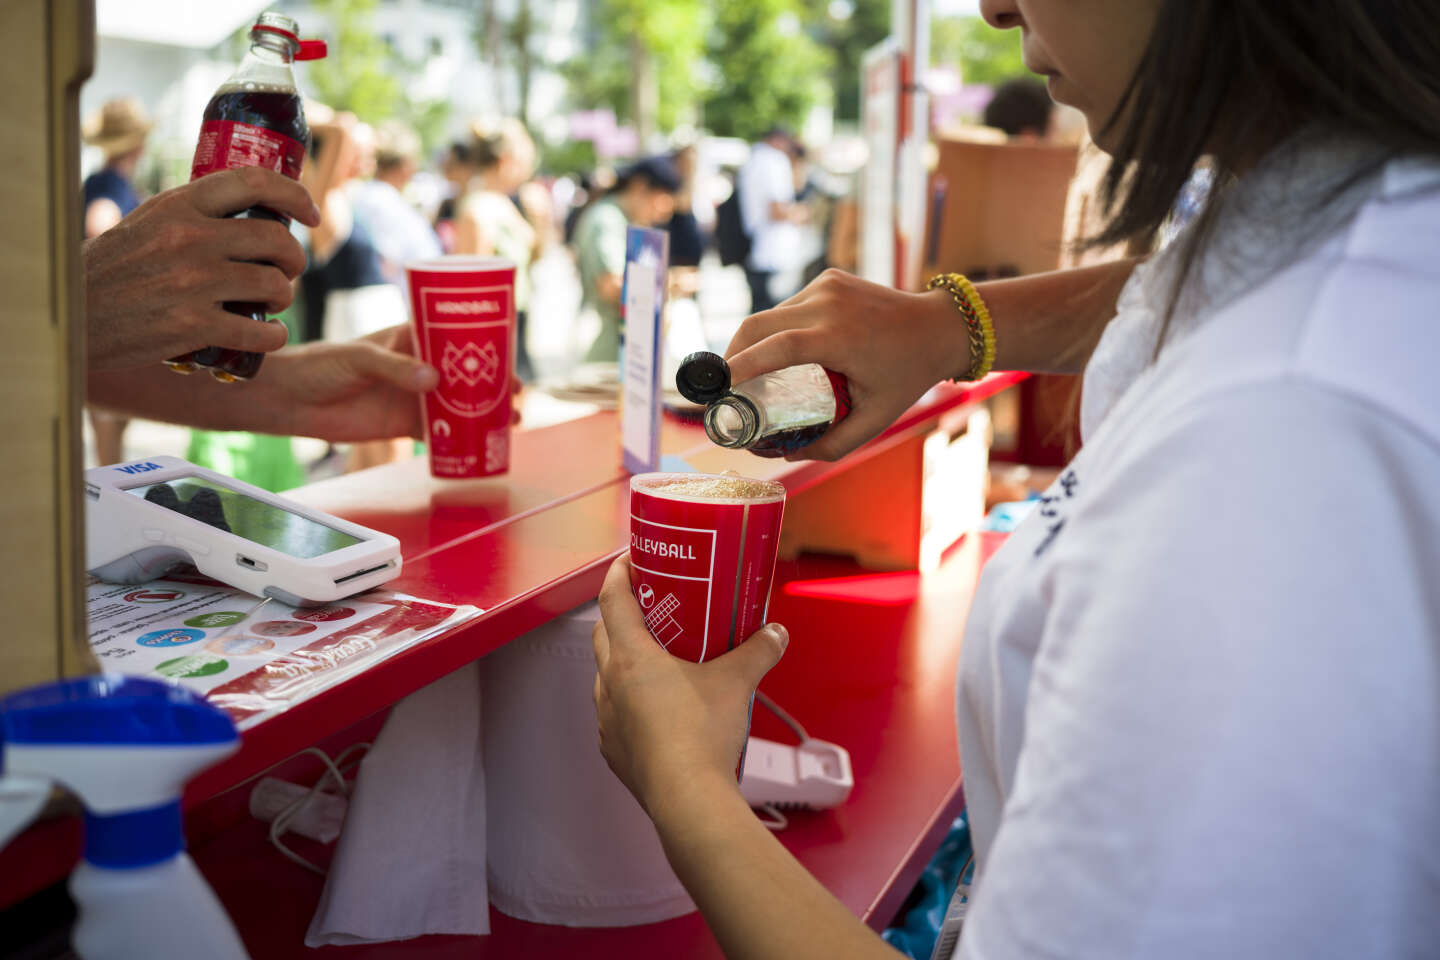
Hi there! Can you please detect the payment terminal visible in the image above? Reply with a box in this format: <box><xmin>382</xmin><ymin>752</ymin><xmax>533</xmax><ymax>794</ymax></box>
<box><xmin>86</xmin><ymin>456</ymin><xmax>401</xmax><ymax>606</ymax></box>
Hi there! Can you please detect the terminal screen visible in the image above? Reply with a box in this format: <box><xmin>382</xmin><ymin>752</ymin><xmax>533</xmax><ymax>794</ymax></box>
<box><xmin>127</xmin><ymin>476</ymin><xmax>363</xmax><ymax>559</ymax></box>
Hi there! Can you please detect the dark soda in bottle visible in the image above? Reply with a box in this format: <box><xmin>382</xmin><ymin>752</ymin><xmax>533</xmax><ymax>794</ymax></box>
<box><xmin>165</xmin><ymin>12</ymin><xmax>325</xmax><ymax>382</ymax></box>
<box><xmin>675</xmin><ymin>351</ymin><xmax>853</xmax><ymax>458</ymax></box>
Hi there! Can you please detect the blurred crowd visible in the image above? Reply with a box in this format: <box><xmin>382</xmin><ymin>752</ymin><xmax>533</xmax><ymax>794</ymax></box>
<box><xmin>80</xmin><ymin>77</ymin><xmax>1060</xmax><ymax>486</ymax></box>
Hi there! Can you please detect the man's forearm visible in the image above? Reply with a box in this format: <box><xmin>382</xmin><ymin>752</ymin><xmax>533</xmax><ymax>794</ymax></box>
<box><xmin>978</xmin><ymin>256</ymin><xmax>1141</xmax><ymax>374</ymax></box>
<box><xmin>89</xmin><ymin>358</ymin><xmax>295</xmax><ymax>435</ymax></box>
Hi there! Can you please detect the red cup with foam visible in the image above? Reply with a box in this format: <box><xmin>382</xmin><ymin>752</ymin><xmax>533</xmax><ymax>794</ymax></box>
<box><xmin>628</xmin><ymin>473</ymin><xmax>787</xmax><ymax>663</ymax></box>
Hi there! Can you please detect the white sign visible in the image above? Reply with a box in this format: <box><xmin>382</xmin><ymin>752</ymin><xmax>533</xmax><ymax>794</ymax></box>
<box><xmin>621</xmin><ymin>227</ymin><xmax>670</xmax><ymax>474</ymax></box>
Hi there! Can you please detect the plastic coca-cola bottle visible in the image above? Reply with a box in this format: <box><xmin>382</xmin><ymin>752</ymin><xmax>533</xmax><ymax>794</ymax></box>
<box><xmin>165</xmin><ymin>12</ymin><xmax>326</xmax><ymax>382</ymax></box>
<box><xmin>675</xmin><ymin>351</ymin><xmax>853</xmax><ymax>458</ymax></box>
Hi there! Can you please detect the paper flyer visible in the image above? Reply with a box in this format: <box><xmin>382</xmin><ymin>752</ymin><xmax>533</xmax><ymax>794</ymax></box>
<box><xmin>621</xmin><ymin>225</ymin><xmax>670</xmax><ymax>475</ymax></box>
<box><xmin>88</xmin><ymin>569</ymin><xmax>481</xmax><ymax>729</ymax></box>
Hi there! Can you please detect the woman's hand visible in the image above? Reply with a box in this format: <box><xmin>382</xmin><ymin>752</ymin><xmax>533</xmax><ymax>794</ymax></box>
<box><xmin>592</xmin><ymin>554</ymin><xmax>789</xmax><ymax>811</ymax></box>
<box><xmin>723</xmin><ymin>269</ymin><xmax>969</xmax><ymax>462</ymax></box>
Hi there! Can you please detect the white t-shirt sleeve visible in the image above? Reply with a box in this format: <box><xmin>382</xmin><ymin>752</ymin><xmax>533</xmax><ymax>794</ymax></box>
<box><xmin>960</xmin><ymin>380</ymin><xmax>1440</xmax><ymax>960</ymax></box>
<box><xmin>738</xmin><ymin>145</ymin><xmax>793</xmax><ymax>236</ymax></box>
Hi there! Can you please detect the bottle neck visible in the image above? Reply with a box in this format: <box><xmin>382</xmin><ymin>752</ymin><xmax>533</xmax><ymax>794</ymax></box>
<box><xmin>224</xmin><ymin>36</ymin><xmax>299</xmax><ymax>91</ymax></box>
<box><xmin>704</xmin><ymin>395</ymin><xmax>761</xmax><ymax>448</ymax></box>
<box><xmin>252</xmin><ymin>32</ymin><xmax>296</xmax><ymax>64</ymax></box>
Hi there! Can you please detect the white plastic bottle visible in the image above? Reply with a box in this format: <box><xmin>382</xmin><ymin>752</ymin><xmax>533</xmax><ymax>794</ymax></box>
<box><xmin>0</xmin><ymin>676</ymin><xmax>249</xmax><ymax>959</ymax></box>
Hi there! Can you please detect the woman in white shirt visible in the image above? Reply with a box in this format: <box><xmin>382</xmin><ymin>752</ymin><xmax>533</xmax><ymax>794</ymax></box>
<box><xmin>591</xmin><ymin>2</ymin><xmax>1440</xmax><ymax>958</ymax></box>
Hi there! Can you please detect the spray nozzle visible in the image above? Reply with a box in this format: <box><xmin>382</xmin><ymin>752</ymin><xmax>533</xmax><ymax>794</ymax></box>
<box><xmin>0</xmin><ymin>677</ymin><xmax>238</xmax><ymax>867</ymax></box>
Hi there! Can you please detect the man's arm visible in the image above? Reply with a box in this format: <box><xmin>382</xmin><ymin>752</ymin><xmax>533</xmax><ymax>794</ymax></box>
<box><xmin>88</xmin><ymin>326</ymin><xmax>436</xmax><ymax>443</ymax></box>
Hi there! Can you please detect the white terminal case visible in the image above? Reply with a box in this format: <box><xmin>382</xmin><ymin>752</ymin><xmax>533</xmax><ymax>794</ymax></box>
<box><xmin>86</xmin><ymin>455</ymin><xmax>401</xmax><ymax>606</ymax></box>
<box><xmin>740</xmin><ymin>737</ymin><xmax>854</xmax><ymax>810</ymax></box>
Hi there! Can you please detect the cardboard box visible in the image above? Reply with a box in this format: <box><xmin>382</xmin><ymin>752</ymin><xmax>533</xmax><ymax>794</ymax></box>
<box><xmin>920</xmin><ymin>136</ymin><xmax>1080</xmax><ymax>283</ymax></box>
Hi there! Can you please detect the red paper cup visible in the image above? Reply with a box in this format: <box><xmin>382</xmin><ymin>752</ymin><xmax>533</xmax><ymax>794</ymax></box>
<box><xmin>628</xmin><ymin>473</ymin><xmax>787</xmax><ymax>663</ymax></box>
<box><xmin>405</xmin><ymin>256</ymin><xmax>517</xmax><ymax>478</ymax></box>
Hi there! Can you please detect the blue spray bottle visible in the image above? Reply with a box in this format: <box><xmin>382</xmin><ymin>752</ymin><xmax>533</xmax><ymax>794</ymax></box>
<box><xmin>0</xmin><ymin>676</ymin><xmax>249</xmax><ymax>959</ymax></box>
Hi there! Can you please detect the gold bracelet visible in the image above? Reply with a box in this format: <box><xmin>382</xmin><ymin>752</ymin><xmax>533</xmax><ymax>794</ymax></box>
<box><xmin>927</xmin><ymin>273</ymin><xmax>997</xmax><ymax>382</ymax></box>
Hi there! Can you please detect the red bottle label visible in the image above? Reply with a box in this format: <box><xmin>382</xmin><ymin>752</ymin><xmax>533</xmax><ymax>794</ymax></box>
<box><xmin>824</xmin><ymin>368</ymin><xmax>852</xmax><ymax>424</ymax></box>
<box><xmin>190</xmin><ymin>120</ymin><xmax>305</xmax><ymax>182</ymax></box>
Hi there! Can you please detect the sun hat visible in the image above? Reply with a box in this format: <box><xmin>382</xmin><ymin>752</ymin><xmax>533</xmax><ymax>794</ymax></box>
<box><xmin>81</xmin><ymin>98</ymin><xmax>153</xmax><ymax>157</ymax></box>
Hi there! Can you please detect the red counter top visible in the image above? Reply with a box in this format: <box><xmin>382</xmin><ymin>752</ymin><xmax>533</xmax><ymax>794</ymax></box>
<box><xmin>0</xmin><ymin>372</ymin><xmax>1024</xmax><ymax>942</ymax></box>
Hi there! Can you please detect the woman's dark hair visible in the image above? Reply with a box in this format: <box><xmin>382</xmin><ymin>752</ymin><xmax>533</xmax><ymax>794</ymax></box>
<box><xmin>1095</xmin><ymin>0</ymin><xmax>1440</xmax><ymax>251</ymax></box>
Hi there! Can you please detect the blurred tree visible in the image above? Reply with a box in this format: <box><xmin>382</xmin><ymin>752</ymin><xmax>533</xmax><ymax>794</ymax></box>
<box><xmin>305</xmin><ymin>0</ymin><xmax>447</xmax><ymax>154</ymax></box>
<box><xmin>306</xmin><ymin>0</ymin><xmax>406</xmax><ymax>120</ymax></box>
<box><xmin>704</xmin><ymin>0</ymin><xmax>833</xmax><ymax>141</ymax></box>
<box><xmin>804</xmin><ymin>0</ymin><xmax>888</xmax><ymax>124</ymax></box>
<box><xmin>561</xmin><ymin>0</ymin><xmax>708</xmax><ymax>146</ymax></box>
<box><xmin>931</xmin><ymin>15</ymin><xmax>1029</xmax><ymax>86</ymax></box>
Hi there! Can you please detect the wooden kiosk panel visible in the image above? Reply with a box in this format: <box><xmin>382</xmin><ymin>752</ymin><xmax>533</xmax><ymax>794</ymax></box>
<box><xmin>0</xmin><ymin>0</ymin><xmax>96</xmax><ymax>695</ymax></box>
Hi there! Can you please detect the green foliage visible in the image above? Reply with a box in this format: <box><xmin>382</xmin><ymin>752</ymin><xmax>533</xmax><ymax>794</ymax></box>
<box><xmin>538</xmin><ymin>137</ymin><xmax>598</xmax><ymax>178</ymax></box>
<box><xmin>702</xmin><ymin>0</ymin><xmax>834</xmax><ymax>141</ymax></box>
<box><xmin>931</xmin><ymin>15</ymin><xmax>1030</xmax><ymax>87</ymax></box>
<box><xmin>301</xmin><ymin>0</ymin><xmax>448</xmax><ymax>154</ymax></box>
<box><xmin>305</xmin><ymin>0</ymin><xmax>406</xmax><ymax>120</ymax></box>
<box><xmin>561</xmin><ymin>0</ymin><xmax>709</xmax><ymax>132</ymax></box>
<box><xmin>804</xmin><ymin>0</ymin><xmax>889</xmax><ymax>124</ymax></box>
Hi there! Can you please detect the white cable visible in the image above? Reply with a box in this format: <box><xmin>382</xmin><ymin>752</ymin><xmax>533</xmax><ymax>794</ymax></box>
<box><xmin>754</xmin><ymin>689</ymin><xmax>809</xmax><ymax>743</ymax></box>
<box><xmin>268</xmin><ymin>743</ymin><xmax>371</xmax><ymax>875</ymax></box>
<box><xmin>755</xmin><ymin>803</ymin><xmax>788</xmax><ymax>832</ymax></box>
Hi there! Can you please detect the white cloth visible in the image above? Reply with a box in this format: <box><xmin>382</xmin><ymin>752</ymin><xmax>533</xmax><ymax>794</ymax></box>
<box><xmin>307</xmin><ymin>661</ymin><xmax>489</xmax><ymax>945</ymax></box>
<box><xmin>956</xmin><ymin>137</ymin><xmax>1440</xmax><ymax>960</ymax></box>
<box><xmin>738</xmin><ymin>140</ymin><xmax>804</xmax><ymax>273</ymax></box>
<box><xmin>308</xmin><ymin>603</ymin><xmax>692</xmax><ymax>944</ymax></box>
<box><xmin>482</xmin><ymin>602</ymin><xmax>695</xmax><ymax>926</ymax></box>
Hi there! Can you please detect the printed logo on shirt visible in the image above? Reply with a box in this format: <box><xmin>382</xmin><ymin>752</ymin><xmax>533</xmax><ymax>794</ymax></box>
<box><xmin>1033</xmin><ymin>468</ymin><xmax>1079</xmax><ymax>559</ymax></box>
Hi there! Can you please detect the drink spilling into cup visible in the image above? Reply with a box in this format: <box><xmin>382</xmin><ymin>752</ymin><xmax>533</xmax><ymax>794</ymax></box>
<box><xmin>405</xmin><ymin>256</ymin><xmax>517</xmax><ymax>478</ymax></box>
<box><xmin>628</xmin><ymin>473</ymin><xmax>786</xmax><ymax>663</ymax></box>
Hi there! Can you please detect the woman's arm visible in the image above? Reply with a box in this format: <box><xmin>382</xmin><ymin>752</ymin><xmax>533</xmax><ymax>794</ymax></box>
<box><xmin>650</xmin><ymin>772</ymin><xmax>899</xmax><ymax>960</ymax></box>
<box><xmin>453</xmin><ymin>199</ymin><xmax>495</xmax><ymax>257</ymax></box>
<box><xmin>592</xmin><ymin>556</ymin><xmax>897</xmax><ymax>960</ymax></box>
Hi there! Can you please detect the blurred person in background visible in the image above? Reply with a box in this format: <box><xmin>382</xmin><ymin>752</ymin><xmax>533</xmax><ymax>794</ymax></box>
<box><xmin>737</xmin><ymin>127</ymin><xmax>811</xmax><ymax>312</ymax></box>
<box><xmin>299</xmin><ymin>110</ymin><xmax>397</xmax><ymax>345</ymax></box>
<box><xmin>299</xmin><ymin>110</ymin><xmax>406</xmax><ymax>474</ymax></box>
<box><xmin>572</xmin><ymin>156</ymin><xmax>681</xmax><ymax>363</ymax></box>
<box><xmin>665</xmin><ymin>144</ymin><xmax>705</xmax><ymax>302</ymax></box>
<box><xmin>454</xmin><ymin>118</ymin><xmax>540</xmax><ymax>382</ymax></box>
<box><xmin>81</xmin><ymin>97</ymin><xmax>152</xmax><ymax>465</ymax></box>
<box><xmin>351</xmin><ymin>121</ymin><xmax>442</xmax><ymax>286</ymax></box>
<box><xmin>982</xmin><ymin>76</ymin><xmax>1056</xmax><ymax>139</ymax></box>
<box><xmin>435</xmin><ymin>139</ymin><xmax>478</xmax><ymax>252</ymax></box>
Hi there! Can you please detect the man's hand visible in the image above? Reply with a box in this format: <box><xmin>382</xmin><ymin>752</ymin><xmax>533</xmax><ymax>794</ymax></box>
<box><xmin>83</xmin><ymin>167</ymin><xmax>321</xmax><ymax>372</ymax></box>
<box><xmin>260</xmin><ymin>325</ymin><xmax>438</xmax><ymax>441</ymax></box>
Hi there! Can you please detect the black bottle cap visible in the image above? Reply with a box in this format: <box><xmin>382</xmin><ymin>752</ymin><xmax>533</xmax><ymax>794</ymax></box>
<box><xmin>675</xmin><ymin>351</ymin><xmax>732</xmax><ymax>404</ymax></box>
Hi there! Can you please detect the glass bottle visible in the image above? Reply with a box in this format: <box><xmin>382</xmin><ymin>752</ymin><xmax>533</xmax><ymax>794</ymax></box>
<box><xmin>165</xmin><ymin>12</ymin><xmax>325</xmax><ymax>382</ymax></box>
<box><xmin>675</xmin><ymin>351</ymin><xmax>852</xmax><ymax>458</ymax></box>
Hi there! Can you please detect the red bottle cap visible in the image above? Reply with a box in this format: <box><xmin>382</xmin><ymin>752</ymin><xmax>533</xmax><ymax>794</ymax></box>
<box><xmin>252</xmin><ymin>23</ymin><xmax>327</xmax><ymax>60</ymax></box>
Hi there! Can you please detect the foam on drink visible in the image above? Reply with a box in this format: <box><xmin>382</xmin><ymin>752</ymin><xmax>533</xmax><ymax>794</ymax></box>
<box><xmin>632</xmin><ymin>473</ymin><xmax>785</xmax><ymax>503</ymax></box>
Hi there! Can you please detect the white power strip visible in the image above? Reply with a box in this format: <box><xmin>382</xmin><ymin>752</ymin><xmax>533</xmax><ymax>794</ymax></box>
<box><xmin>739</xmin><ymin>737</ymin><xmax>854</xmax><ymax>810</ymax></box>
